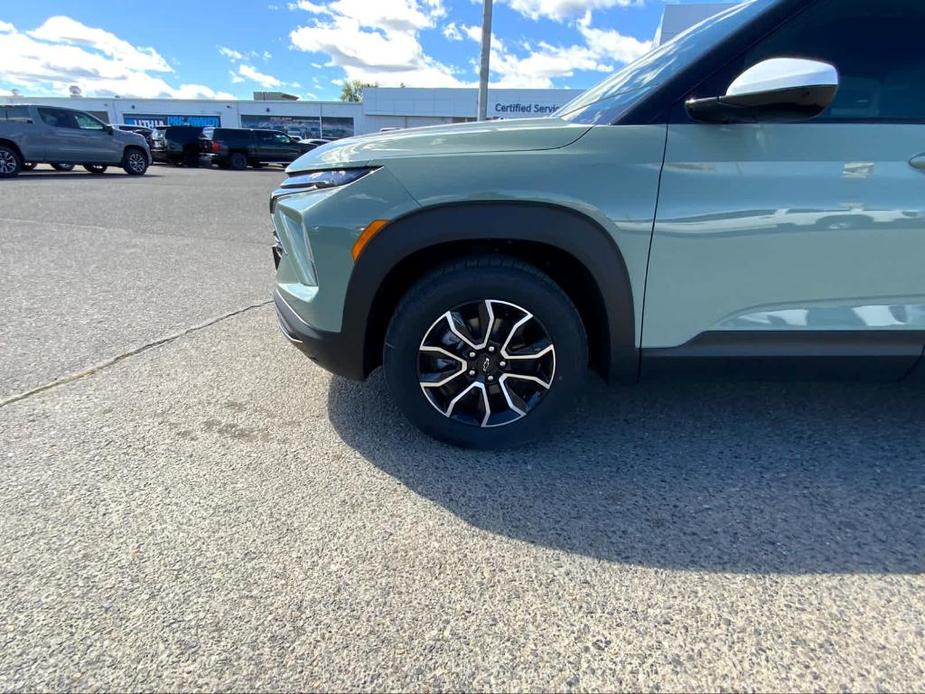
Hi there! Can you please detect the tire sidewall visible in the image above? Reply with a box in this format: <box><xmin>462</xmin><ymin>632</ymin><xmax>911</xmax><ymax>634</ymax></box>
<box><xmin>230</xmin><ymin>152</ymin><xmax>247</xmax><ymax>170</ymax></box>
<box><xmin>384</xmin><ymin>264</ymin><xmax>587</xmax><ymax>448</ymax></box>
<box><xmin>123</xmin><ymin>148</ymin><xmax>148</xmax><ymax>176</ymax></box>
<box><xmin>0</xmin><ymin>146</ymin><xmax>21</xmax><ymax>177</ymax></box>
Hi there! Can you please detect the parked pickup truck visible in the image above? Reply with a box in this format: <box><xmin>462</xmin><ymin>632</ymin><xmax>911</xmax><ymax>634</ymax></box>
<box><xmin>0</xmin><ymin>104</ymin><xmax>150</xmax><ymax>177</ymax></box>
<box><xmin>202</xmin><ymin>128</ymin><xmax>315</xmax><ymax>170</ymax></box>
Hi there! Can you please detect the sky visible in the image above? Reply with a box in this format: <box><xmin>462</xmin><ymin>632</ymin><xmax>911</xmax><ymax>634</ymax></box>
<box><xmin>0</xmin><ymin>0</ymin><xmax>714</xmax><ymax>101</ymax></box>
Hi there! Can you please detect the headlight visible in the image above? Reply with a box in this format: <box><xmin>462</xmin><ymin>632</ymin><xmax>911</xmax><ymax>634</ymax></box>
<box><xmin>279</xmin><ymin>167</ymin><xmax>376</xmax><ymax>190</ymax></box>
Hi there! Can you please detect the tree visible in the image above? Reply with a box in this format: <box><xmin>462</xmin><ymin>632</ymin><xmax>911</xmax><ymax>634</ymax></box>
<box><xmin>339</xmin><ymin>80</ymin><xmax>376</xmax><ymax>102</ymax></box>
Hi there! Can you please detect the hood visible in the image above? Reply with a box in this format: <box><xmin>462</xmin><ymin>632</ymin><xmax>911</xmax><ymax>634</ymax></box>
<box><xmin>288</xmin><ymin>117</ymin><xmax>591</xmax><ymax>172</ymax></box>
<box><xmin>114</xmin><ymin>129</ymin><xmax>148</xmax><ymax>148</ymax></box>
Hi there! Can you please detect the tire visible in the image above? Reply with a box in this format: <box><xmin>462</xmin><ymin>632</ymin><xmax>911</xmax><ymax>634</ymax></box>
<box><xmin>229</xmin><ymin>152</ymin><xmax>247</xmax><ymax>170</ymax></box>
<box><xmin>83</xmin><ymin>164</ymin><xmax>108</xmax><ymax>174</ymax></box>
<box><xmin>22</xmin><ymin>162</ymin><xmax>36</xmax><ymax>171</ymax></box>
<box><xmin>51</xmin><ymin>163</ymin><xmax>75</xmax><ymax>172</ymax></box>
<box><xmin>122</xmin><ymin>148</ymin><xmax>148</xmax><ymax>176</ymax></box>
<box><xmin>383</xmin><ymin>256</ymin><xmax>588</xmax><ymax>448</ymax></box>
<box><xmin>0</xmin><ymin>145</ymin><xmax>22</xmax><ymax>177</ymax></box>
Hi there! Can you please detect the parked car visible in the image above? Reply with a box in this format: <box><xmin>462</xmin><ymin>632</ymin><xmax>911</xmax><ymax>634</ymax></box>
<box><xmin>203</xmin><ymin>128</ymin><xmax>314</xmax><ymax>169</ymax></box>
<box><xmin>298</xmin><ymin>138</ymin><xmax>331</xmax><ymax>150</ymax></box>
<box><xmin>0</xmin><ymin>104</ymin><xmax>149</xmax><ymax>177</ymax></box>
<box><xmin>115</xmin><ymin>124</ymin><xmax>157</xmax><ymax>149</ymax></box>
<box><xmin>270</xmin><ymin>0</ymin><xmax>925</xmax><ymax>447</ymax></box>
<box><xmin>151</xmin><ymin>125</ymin><xmax>206</xmax><ymax>166</ymax></box>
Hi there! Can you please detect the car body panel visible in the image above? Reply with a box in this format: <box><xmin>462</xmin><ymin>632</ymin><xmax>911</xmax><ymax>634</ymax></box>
<box><xmin>273</xmin><ymin>166</ymin><xmax>421</xmax><ymax>332</ymax></box>
<box><xmin>288</xmin><ymin>117</ymin><xmax>594</xmax><ymax>171</ymax></box>
<box><xmin>383</xmin><ymin>124</ymin><xmax>667</xmax><ymax>344</ymax></box>
<box><xmin>643</xmin><ymin>123</ymin><xmax>925</xmax><ymax>347</ymax></box>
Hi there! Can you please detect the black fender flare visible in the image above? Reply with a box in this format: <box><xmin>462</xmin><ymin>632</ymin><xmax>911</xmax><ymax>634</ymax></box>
<box><xmin>344</xmin><ymin>201</ymin><xmax>638</xmax><ymax>383</ymax></box>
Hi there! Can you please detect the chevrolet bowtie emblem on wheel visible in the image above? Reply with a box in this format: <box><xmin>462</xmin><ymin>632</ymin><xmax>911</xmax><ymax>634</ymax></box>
<box><xmin>481</xmin><ymin>356</ymin><xmax>492</xmax><ymax>372</ymax></box>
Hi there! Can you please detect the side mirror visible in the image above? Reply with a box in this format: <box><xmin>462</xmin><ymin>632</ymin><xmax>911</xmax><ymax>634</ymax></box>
<box><xmin>686</xmin><ymin>58</ymin><xmax>839</xmax><ymax>124</ymax></box>
<box><xmin>104</xmin><ymin>124</ymin><xmax>114</xmax><ymax>135</ymax></box>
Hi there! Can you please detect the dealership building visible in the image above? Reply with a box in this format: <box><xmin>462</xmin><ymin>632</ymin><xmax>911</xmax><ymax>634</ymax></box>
<box><xmin>1</xmin><ymin>3</ymin><xmax>727</xmax><ymax>139</ymax></box>
<box><xmin>0</xmin><ymin>87</ymin><xmax>581</xmax><ymax>140</ymax></box>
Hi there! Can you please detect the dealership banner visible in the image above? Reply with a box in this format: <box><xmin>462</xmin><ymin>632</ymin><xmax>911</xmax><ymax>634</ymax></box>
<box><xmin>123</xmin><ymin>114</ymin><xmax>221</xmax><ymax>128</ymax></box>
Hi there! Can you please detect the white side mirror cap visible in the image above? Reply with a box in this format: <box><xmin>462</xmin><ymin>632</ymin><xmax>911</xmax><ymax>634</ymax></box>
<box><xmin>727</xmin><ymin>57</ymin><xmax>839</xmax><ymax>97</ymax></box>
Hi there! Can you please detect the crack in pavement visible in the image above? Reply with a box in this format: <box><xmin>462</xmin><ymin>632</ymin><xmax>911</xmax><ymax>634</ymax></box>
<box><xmin>0</xmin><ymin>301</ymin><xmax>273</xmax><ymax>409</ymax></box>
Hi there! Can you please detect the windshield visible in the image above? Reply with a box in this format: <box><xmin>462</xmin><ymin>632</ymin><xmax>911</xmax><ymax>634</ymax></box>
<box><xmin>556</xmin><ymin>0</ymin><xmax>774</xmax><ymax>124</ymax></box>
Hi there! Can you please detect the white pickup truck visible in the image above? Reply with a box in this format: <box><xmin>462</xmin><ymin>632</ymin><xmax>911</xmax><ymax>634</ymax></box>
<box><xmin>0</xmin><ymin>104</ymin><xmax>150</xmax><ymax>177</ymax></box>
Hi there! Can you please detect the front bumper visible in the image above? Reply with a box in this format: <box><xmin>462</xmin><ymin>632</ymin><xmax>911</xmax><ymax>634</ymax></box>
<box><xmin>269</xmin><ymin>166</ymin><xmax>421</xmax><ymax>381</ymax></box>
<box><xmin>274</xmin><ymin>289</ymin><xmax>366</xmax><ymax>380</ymax></box>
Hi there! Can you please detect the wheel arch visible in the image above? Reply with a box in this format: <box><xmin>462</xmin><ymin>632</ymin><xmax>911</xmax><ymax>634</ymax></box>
<box><xmin>0</xmin><ymin>139</ymin><xmax>24</xmax><ymax>162</ymax></box>
<box><xmin>348</xmin><ymin>201</ymin><xmax>638</xmax><ymax>384</ymax></box>
<box><xmin>122</xmin><ymin>143</ymin><xmax>149</xmax><ymax>163</ymax></box>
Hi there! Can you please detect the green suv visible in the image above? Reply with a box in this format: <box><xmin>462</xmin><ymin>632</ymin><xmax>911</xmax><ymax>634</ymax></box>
<box><xmin>271</xmin><ymin>0</ymin><xmax>925</xmax><ymax>447</ymax></box>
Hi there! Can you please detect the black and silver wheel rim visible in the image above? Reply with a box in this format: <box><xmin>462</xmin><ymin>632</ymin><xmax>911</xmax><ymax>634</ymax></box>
<box><xmin>0</xmin><ymin>150</ymin><xmax>17</xmax><ymax>174</ymax></box>
<box><xmin>128</xmin><ymin>152</ymin><xmax>146</xmax><ymax>173</ymax></box>
<box><xmin>418</xmin><ymin>299</ymin><xmax>556</xmax><ymax>428</ymax></box>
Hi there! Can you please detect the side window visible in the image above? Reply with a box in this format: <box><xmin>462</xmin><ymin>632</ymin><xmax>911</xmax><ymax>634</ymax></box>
<box><xmin>698</xmin><ymin>0</ymin><xmax>925</xmax><ymax>122</ymax></box>
<box><xmin>2</xmin><ymin>106</ymin><xmax>32</xmax><ymax>123</ymax></box>
<box><xmin>256</xmin><ymin>131</ymin><xmax>276</xmax><ymax>143</ymax></box>
<box><xmin>274</xmin><ymin>134</ymin><xmax>291</xmax><ymax>144</ymax></box>
<box><xmin>74</xmin><ymin>112</ymin><xmax>105</xmax><ymax>130</ymax></box>
<box><xmin>38</xmin><ymin>108</ymin><xmax>76</xmax><ymax>128</ymax></box>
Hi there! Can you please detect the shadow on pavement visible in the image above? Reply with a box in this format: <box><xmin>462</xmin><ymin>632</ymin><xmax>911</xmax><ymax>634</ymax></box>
<box><xmin>328</xmin><ymin>371</ymin><xmax>925</xmax><ymax>574</ymax></box>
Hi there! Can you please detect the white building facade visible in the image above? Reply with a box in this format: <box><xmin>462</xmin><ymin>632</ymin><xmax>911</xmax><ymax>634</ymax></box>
<box><xmin>1</xmin><ymin>87</ymin><xmax>581</xmax><ymax>139</ymax></box>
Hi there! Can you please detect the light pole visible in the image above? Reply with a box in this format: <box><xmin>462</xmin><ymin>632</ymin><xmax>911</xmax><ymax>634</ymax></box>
<box><xmin>477</xmin><ymin>0</ymin><xmax>493</xmax><ymax>121</ymax></box>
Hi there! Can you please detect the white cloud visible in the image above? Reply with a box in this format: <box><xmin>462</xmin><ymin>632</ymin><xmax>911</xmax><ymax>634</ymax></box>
<box><xmin>501</xmin><ymin>0</ymin><xmax>643</xmax><ymax>22</ymax></box>
<box><xmin>442</xmin><ymin>22</ymin><xmax>462</xmax><ymax>41</ymax></box>
<box><xmin>237</xmin><ymin>64</ymin><xmax>283</xmax><ymax>88</ymax></box>
<box><xmin>218</xmin><ymin>46</ymin><xmax>244</xmax><ymax>61</ymax></box>
<box><xmin>229</xmin><ymin>70</ymin><xmax>245</xmax><ymax>84</ymax></box>
<box><xmin>289</xmin><ymin>0</ymin><xmax>466</xmax><ymax>87</ymax></box>
<box><xmin>457</xmin><ymin>16</ymin><xmax>651</xmax><ymax>89</ymax></box>
<box><xmin>462</xmin><ymin>24</ymin><xmax>483</xmax><ymax>43</ymax></box>
<box><xmin>0</xmin><ymin>16</ymin><xmax>232</xmax><ymax>98</ymax></box>
<box><xmin>0</xmin><ymin>20</ymin><xmax>16</xmax><ymax>33</ymax></box>
<box><xmin>289</xmin><ymin>0</ymin><xmax>329</xmax><ymax>12</ymax></box>
<box><xmin>577</xmin><ymin>21</ymin><xmax>651</xmax><ymax>64</ymax></box>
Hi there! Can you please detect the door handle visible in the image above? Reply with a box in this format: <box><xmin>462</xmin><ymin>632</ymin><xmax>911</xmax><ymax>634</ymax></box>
<box><xmin>911</xmin><ymin>154</ymin><xmax>925</xmax><ymax>171</ymax></box>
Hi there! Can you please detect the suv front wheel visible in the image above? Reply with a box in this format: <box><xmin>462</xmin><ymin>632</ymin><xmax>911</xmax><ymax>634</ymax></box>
<box><xmin>384</xmin><ymin>257</ymin><xmax>588</xmax><ymax>448</ymax></box>
<box><xmin>122</xmin><ymin>148</ymin><xmax>148</xmax><ymax>176</ymax></box>
<box><xmin>0</xmin><ymin>145</ymin><xmax>22</xmax><ymax>177</ymax></box>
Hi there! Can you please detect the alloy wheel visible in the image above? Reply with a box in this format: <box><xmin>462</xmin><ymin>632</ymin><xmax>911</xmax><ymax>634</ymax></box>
<box><xmin>128</xmin><ymin>152</ymin><xmax>146</xmax><ymax>173</ymax></box>
<box><xmin>0</xmin><ymin>150</ymin><xmax>17</xmax><ymax>175</ymax></box>
<box><xmin>417</xmin><ymin>299</ymin><xmax>556</xmax><ymax>428</ymax></box>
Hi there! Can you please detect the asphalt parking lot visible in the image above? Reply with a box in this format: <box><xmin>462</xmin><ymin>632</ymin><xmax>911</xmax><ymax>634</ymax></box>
<box><xmin>1</xmin><ymin>164</ymin><xmax>923</xmax><ymax>691</ymax></box>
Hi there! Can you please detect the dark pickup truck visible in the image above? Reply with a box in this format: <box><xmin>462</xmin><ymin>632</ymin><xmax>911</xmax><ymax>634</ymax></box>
<box><xmin>202</xmin><ymin>128</ymin><xmax>315</xmax><ymax>169</ymax></box>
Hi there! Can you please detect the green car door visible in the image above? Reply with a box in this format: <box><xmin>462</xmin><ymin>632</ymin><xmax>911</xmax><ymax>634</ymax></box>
<box><xmin>642</xmin><ymin>0</ymin><xmax>925</xmax><ymax>375</ymax></box>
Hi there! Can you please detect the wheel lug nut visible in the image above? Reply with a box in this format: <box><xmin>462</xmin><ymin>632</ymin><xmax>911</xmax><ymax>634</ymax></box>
<box><xmin>468</xmin><ymin>369</ymin><xmax>476</xmax><ymax>377</ymax></box>
<box><xmin>487</xmin><ymin>375</ymin><xmax>495</xmax><ymax>382</ymax></box>
<box><xmin>488</xmin><ymin>346</ymin><xmax>495</xmax><ymax>353</ymax></box>
<box><xmin>499</xmin><ymin>361</ymin><xmax>506</xmax><ymax>368</ymax></box>
<box><xmin>469</xmin><ymin>351</ymin><xmax>476</xmax><ymax>358</ymax></box>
